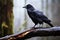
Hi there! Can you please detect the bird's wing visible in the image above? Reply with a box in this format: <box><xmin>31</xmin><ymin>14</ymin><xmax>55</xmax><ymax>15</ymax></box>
<box><xmin>34</xmin><ymin>10</ymin><xmax>43</xmax><ymax>15</ymax></box>
<box><xmin>32</xmin><ymin>10</ymin><xmax>51</xmax><ymax>22</ymax></box>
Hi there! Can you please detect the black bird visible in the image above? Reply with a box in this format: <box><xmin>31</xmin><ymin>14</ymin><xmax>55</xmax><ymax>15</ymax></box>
<box><xmin>23</xmin><ymin>4</ymin><xmax>54</xmax><ymax>28</ymax></box>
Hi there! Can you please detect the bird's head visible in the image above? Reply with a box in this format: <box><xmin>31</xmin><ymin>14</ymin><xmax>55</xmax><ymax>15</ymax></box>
<box><xmin>23</xmin><ymin>4</ymin><xmax>34</xmax><ymax>10</ymax></box>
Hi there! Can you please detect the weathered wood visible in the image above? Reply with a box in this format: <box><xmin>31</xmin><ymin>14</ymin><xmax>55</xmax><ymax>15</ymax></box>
<box><xmin>0</xmin><ymin>27</ymin><xmax>60</xmax><ymax>40</ymax></box>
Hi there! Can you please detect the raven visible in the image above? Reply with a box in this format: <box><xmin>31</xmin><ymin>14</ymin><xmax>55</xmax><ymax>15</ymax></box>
<box><xmin>23</xmin><ymin>4</ymin><xmax>54</xmax><ymax>28</ymax></box>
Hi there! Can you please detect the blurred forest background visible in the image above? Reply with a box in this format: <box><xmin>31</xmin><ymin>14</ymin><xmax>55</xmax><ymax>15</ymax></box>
<box><xmin>0</xmin><ymin>0</ymin><xmax>60</xmax><ymax>40</ymax></box>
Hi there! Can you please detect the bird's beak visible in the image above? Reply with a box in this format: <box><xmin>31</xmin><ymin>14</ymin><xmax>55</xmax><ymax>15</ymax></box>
<box><xmin>23</xmin><ymin>6</ymin><xmax>26</xmax><ymax>8</ymax></box>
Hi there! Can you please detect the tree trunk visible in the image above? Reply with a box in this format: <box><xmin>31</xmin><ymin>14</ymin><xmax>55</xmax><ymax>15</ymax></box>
<box><xmin>0</xmin><ymin>0</ymin><xmax>13</xmax><ymax>37</ymax></box>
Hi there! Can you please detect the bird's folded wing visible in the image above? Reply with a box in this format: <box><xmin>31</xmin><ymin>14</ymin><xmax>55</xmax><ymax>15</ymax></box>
<box><xmin>32</xmin><ymin>10</ymin><xmax>51</xmax><ymax>22</ymax></box>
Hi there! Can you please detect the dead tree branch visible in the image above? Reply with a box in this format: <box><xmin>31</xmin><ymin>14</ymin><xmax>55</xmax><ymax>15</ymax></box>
<box><xmin>0</xmin><ymin>27</ymin><xmax>60</xmax><ymax>40</ymax></box>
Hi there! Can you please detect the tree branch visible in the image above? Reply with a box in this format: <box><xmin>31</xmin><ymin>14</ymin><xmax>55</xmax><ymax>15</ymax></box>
<box><xmin>0</xmin><ymin>27</ymin><xmax>60</xmax><ymax>40</ymax></box>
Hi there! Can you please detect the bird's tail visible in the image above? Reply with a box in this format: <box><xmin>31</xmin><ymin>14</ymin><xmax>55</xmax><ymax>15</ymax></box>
<box><xmin>48</xmin><ymin>23</ymin><xmax>54</xmax><ymax>27</ymax></box>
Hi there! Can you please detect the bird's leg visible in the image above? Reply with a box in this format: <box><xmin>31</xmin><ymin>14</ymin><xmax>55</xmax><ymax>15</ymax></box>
<box><xmin>32</xmin><ymin>24</ymin><xmax>36</xmax><ymax>29</ymax></box>
<box><xmin>33</xmin><ymin>24</ymin><xmax>36</xmax><ymax>28</ymax></box>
